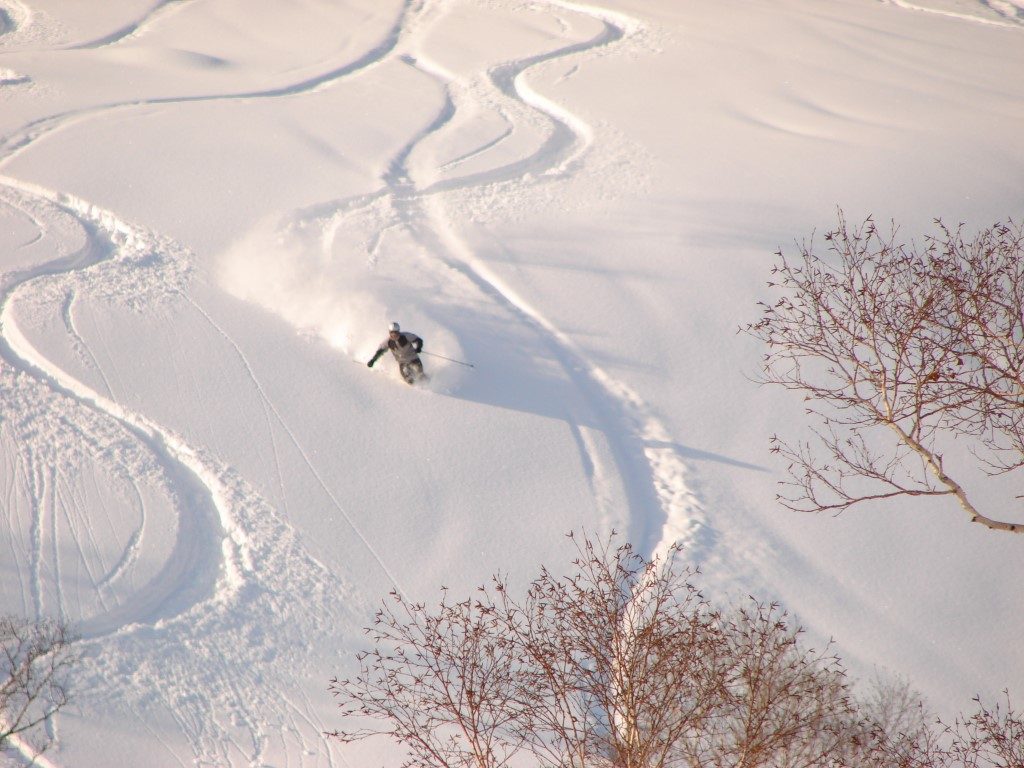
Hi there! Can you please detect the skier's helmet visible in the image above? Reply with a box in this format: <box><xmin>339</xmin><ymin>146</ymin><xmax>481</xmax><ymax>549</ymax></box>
<box><xmin>388</xmin><ymin>322</ymin><xmax>400</xmax><ymax>333</ymax></box>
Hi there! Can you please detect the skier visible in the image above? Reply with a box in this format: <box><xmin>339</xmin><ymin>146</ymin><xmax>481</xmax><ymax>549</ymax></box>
<box><xmin>367</xmin><ymin>322</ymin><xmax>427</xmax><ymax>384</ymax></box>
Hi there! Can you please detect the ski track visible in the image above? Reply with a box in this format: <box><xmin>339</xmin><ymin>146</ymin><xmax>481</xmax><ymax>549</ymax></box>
<box><xmin>881</xmin><ymin>0</ymin><xmax>1024</xmax><ymax>26</ymax></box>
<box><xmin>437</xmin><ymin>119</ymin><xmax>514</xmax><ymax>171</ymax></box>
<box><xmin>0</xmin><ymin>179</ymin><xmax>224</xmax><ymax>638</ymax></box>
<box><xmin>0</xmin><ymin>0</ymin><xmax>421</xmax><ymax>167</ymax></box>
<box><xmin>0</xmin><ymin>0</ymin><xmax>710</xmax><ymax>763</ymax></box>
<box><xmin>65</xmin><ymin>0</ymin><xmax>193</xmax><ymax>50</ymax></box>
<box><xmin>304</xmin><ymin>0</ymin><xmax>711</xmax><ymax>563</ymax></box>
<box><xmin>176</xmin><ymin>290</ymin><xmax>407</xmax><ymax>597</ymax></box>
<box><xmin>0</xmin><ymin>180</ymin><xmax>354</xmax><ymax>766</ymax></box>
<box><xmin>61</xmin><ymin>291</ymin><xmax>117</xmax><ymax>401</ymax></box>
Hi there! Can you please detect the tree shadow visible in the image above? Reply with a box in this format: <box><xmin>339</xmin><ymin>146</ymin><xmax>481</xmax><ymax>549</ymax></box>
<box><xmin>642</xmin><ymin>440</ymin><xmax>770</xmax><ymax>473</ymax></box>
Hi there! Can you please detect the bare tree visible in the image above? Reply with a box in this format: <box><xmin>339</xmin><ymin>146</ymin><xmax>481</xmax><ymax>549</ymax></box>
<box><xmin>498</xmin><ymin>533</ymin><xmax>727</xmax><ymax>768</ymax></box>
<box><xmin>1</xmin><ymin>615</ymin><xmax>77</xmax><ymax>757</ymax></box>
<box><xmin>328</xmin><ymin>587</ymin><xmax>529</xmax><ymax>768</ymax></box>
<box><xmin>863</xmin><ymin>690</ymin><xmax>1024</xmax><ymax>768</ymax></box>
<box><xmin>943</xmin><ymin>692</ymin><xmax>1024</xmax><ymax>768</ymax></box>
<box><xmin>853</xmin><ymin>674</ymin><xmax>945</xmax><ymax>768</ymax></box>
<box><xmin>330</xmin><ymin>532</ymin><xmax>924</xmax><ymax>768</ymax></box>
<box><xmin>702</xmin><ymin>600</ymin><xmax>862</xmax><ymax>768</ymax></box>
<box><xmin>745</xmin><ymin>213</ymin><xmax>1024</xmax><ymax>534</ymax></box>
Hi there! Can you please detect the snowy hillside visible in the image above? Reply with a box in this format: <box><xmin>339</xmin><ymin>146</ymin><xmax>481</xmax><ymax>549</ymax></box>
<box><xmin>1</xmin><ymin>0</ymin><xmax>1022</xmax><ymax>765</ymax></box>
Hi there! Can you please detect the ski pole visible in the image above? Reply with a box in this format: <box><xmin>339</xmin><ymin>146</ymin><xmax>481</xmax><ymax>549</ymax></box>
<box><xmin>421</xmin><ymin>351</ymin><xmax>474</xmax><ymax>368</ymax></box>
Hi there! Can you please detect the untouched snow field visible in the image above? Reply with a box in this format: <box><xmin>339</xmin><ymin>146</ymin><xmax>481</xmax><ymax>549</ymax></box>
<box><xmin>1</xmin><ymin>0</ymin><xmax>1022</xmax><ymax>764</ymax></box>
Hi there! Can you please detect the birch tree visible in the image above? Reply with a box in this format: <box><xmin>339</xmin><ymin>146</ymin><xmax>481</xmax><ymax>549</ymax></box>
<box><xmin>746</xmin><ymin>214</ymin><xmax>1024</xmax><ymax>534</ymax></box>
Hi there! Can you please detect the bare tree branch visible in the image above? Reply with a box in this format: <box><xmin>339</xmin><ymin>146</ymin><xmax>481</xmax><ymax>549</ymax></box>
<box><xmin>327</xmin><ymin>586</ymin><xmax>530</xmax><ymax>768</ymax></box>
<box><xmin>745</xmin><ymin>213</ymin><xmax>1024</xmax><ymax>534</ymax></box>
<box><xmin>1</xmin><ymin>615</ymin><xmax>77</xmax><ymax>758</ymax></box>
<box><xmin>943</xmin><ymin>691</ymin><xmax>1024</xmax><ymax>768</ymax></box>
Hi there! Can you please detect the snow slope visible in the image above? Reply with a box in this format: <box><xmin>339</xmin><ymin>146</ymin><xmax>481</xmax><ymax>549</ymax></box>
<box><xmin>0</xmin><ymin>0</ymin><xmax>1022</xmax><ymax>765</ymax></box>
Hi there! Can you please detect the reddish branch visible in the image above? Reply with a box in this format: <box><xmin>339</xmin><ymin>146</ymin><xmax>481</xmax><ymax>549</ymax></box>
<box><xmin>746</xmin><ymin>214</ymin><xmax>1024</xmax><ymax>534</ymax></box>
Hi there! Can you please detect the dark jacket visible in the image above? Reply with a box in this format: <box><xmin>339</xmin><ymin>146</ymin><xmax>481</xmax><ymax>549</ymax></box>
<box><xmin>368</xmin><ymin>332</ymin><xmax>423</xmax><ymax>366</ymax></box>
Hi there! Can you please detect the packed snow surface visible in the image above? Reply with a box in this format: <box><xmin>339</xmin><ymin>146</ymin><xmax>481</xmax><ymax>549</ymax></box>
<box><xmin>1</xmin><ymin>0</ymin><xmax>1022</xmax><ymax>765</ymax></box>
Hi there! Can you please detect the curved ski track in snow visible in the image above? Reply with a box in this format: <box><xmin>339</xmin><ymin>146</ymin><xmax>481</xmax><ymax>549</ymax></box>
<box><xmin>881</xmin><ymin>0</ymin><xmax>1024</xmax><ymax>27</ymax></box>
<box><xmin>65</xmin><ymin>0</ymin><xmax>193</xmax><ymax>50</ymax></box>
<box><xmin>0</xmin><ymin>0</ymin><xmax>421</xmax><ymax>166</ymax></box>
<box><xmin>269</xmin><ymin>0</ymin><xmax>709</xmax><ymax>562</ymax></box>
<box><xmin>0</xmin><ymin>179</ymin><xmax>356</xmax><ymax>765</ymax></box>
<box><xmin>369</xmin><ymin>0</ymin><xmax>708</xmax><ymax>561</ymax></box>
<box><xmin>0</xmin><ymin>181</ymin><xmax>224</xmax><ymax>639</ymax></box>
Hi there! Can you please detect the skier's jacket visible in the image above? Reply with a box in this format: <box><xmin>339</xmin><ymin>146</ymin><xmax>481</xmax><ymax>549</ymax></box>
<box><xmin>372</xmin><ymin>332</ymin><xmax>423</xmax><ymax>365</ymax></box>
